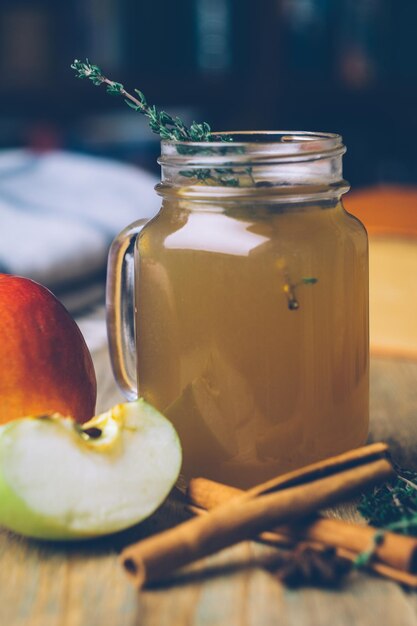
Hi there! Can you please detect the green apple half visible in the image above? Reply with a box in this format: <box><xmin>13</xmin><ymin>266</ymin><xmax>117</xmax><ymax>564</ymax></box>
<box><xmin>0</xmin><ymin>399</ymin><xmax>182</xmax><ymax>540</ymax></box>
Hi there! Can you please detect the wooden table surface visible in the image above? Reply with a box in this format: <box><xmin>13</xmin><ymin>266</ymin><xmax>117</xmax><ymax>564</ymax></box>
<box><xmin>2</xmin><ymin>346</ymin><xmax>417</xmax><ymax>626</ymax></box>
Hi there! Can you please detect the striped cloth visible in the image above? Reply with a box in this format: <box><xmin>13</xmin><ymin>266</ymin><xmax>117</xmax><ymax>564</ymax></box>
<box><xmin>0</xmin><ymin>149</ymin><xmax>160</xmax><ymax>313</ymax></box>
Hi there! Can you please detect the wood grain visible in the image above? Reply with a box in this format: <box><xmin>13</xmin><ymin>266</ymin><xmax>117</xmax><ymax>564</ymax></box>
<box><xmin>2</xmin><ymin>342</ymin><xmax>417</xmax><ymax>625</ymax></box>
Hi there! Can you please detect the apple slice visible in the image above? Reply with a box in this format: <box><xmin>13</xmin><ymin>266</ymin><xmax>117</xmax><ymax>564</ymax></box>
<box><xmin>0</xmin><ymin>399</ymin><xmax>182</xmax><ymax>540</ymax></box>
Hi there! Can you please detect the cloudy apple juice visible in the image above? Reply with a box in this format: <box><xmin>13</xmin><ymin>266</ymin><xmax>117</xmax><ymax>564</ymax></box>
<box><xmin>135</xmin><ymin>189</ymin><xmax>369</xmax><ymax>488</ymax></box>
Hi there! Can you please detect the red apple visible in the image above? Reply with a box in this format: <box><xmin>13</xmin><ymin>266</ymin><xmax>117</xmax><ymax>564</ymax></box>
<box><xmin>0</xmin><ymin>274</ymin><xmax>96</xmax><ymax>425</ymax></box>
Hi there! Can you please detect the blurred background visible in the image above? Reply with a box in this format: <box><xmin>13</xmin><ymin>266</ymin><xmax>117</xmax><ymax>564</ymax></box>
<box><xmin>1</xmin><ymin>0</ymin><xmax>417</xmax><ymax>186</ymax></box>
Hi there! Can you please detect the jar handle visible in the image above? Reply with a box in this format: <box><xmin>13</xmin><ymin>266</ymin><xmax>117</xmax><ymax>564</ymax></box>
<box><xmin>106</xmin><ymin>219</ymin><xmax>149</xmax><ymax>400</ymax></box>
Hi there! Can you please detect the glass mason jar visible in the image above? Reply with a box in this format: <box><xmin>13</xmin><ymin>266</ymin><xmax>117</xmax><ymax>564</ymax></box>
<box><xmin>107</xmin><ymin>131</ymin><xmax>369</xmax><ymax>489</ymax></box>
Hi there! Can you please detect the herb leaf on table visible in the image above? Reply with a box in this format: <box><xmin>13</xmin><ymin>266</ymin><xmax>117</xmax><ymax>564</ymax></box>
<box><xmin>359</xmin><ymin>468</ymin><xmax>417</xmax><ymax>535</ymax></box>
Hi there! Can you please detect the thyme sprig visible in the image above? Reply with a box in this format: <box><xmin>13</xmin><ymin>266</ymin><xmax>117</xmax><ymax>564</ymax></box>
<box><xmin>71</xmin><ymin>59</ymin><xmax>246</xmax><ymax>185</ymax></box>
<box><xmin>358</xmin><ymin>468</ymin><xmax>417</xmax><ymax>536</ymax></box>
<box><xmin>72</xmin><ymin>59</ymin><xmax>217</xmax><ymax>142</ymax></box>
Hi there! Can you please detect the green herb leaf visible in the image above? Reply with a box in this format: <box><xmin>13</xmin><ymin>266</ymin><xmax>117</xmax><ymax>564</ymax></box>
<box><xmin>358</xmin><ymin>468</ymin><xmax>417</xmax><ymax>535</ymax></box>
<box><xmin>134</xmin><ymin>89</ymin><xmax>147</xmax><ymax>106</ymax></box>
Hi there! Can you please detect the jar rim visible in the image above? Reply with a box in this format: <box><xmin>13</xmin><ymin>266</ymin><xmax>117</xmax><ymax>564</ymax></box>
<box><xmin>158</xmin><ymin>131</ymin><xmax>347</xmax><ymax>200</ymax></box>
<box><xmin>159</xmin><ymin>131</ymin><xmax>345</xmax><ymax>167</ymax></box>
<box><xmin>161</xmin><ymin>130</ymin><xmax>344</xmax><ymax>156</ymax></box>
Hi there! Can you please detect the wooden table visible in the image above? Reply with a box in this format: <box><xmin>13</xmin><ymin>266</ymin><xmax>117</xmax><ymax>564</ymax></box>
<box><xmin>2</xmin><ymin>346</ymin><xmax>417</xmax><ymax>626</ymax></box>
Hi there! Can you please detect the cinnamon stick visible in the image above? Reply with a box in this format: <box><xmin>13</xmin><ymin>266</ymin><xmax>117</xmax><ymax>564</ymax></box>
<box><xmin>187</xmin><ymin>478</ymin><xmax>417</xmax><ymax>575</ymax></box>
<box><xmin>121</xmin><ymin>446</ymin><xmax>393</xmax><ymax>588</ymax></box>
<box><xmin>236</xmin><ymin>442</ymin><xmax>390</xmax><ymax>499</ymax></box>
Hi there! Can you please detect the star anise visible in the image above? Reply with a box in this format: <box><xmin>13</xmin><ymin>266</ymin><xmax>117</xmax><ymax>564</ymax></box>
<box><xmin>271</xmin><ymin>546</ymin><xmax>352</xmax><ymax>589</ymax></box>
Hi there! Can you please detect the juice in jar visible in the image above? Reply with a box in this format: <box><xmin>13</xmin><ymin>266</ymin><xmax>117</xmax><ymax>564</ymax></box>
<box><xmin>135</xmin><ymin>192</ymin><xmax>369</xmax><ymax>488</ymax></box>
